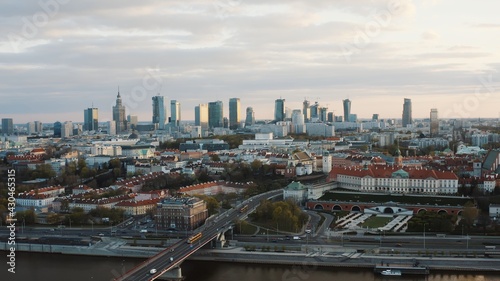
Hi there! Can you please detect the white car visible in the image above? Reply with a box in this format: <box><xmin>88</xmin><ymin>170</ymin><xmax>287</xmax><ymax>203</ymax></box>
<box><xmin>150</xmin><ymin>269</ymin><xmax>157</xmax><ymax>274</ymax></box>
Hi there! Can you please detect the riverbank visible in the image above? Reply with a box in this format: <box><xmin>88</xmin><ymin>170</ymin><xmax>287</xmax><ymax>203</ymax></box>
<box><xmin>2</xmin><ymin>240</ymin><xmax>500</xmax><ymax>274</ymax></box>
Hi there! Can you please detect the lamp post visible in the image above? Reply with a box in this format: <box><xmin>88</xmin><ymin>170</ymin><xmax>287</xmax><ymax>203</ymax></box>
<box><xmin>423</xmin><ymin>223</ymin><xmax>426</xmax><ymax>250</ymax></box>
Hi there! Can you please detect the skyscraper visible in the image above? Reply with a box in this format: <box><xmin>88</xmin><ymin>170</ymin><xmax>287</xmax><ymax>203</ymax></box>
<box><xmin>310</xmin><ymin>102</ymin><xmax>319</xmax><ymax>119</ymax></box>
<box><xmin>319</xmin><ymin>107</ymin><xmax>328</xmax><ymax>122</ymax></box>
<box><xmin>61</xmin><ymin>121</ymin><xmax>73</xmax><ymax>138</ymax></box>
<box><xmin>402</xmin><ymin>98</ymin><xmax>412</xmax><ymax>127</ymax></box>
<box><xmin>302</xmin><ymin>99</ymin><xmax>310</xmax><ymax>122</ymax></box>
<box><xmin>274</xmin><ymin>98</ymin><xmax>285</xmax><ymax>122</ymax></box>
<box><xmin>343</xmin><ymin>99</ymin><xmax>351</xmax><ymax>122</ymax></box>
<box><xmin>113</xmin><ymin>89</ymin><xmax>127</xmax><ymax>133</ymax></box>
<box><xmin>1</xmin><ymin>118</ymin><xmax>13</xmax><ymax>135</ymax></box>
<box><xmin>245</xmin><ymin>107</ymin><xmax>255</xmax><ymax>127</ymax></box>
<box><xmin>372</xmin><ymin>114</ymin><xmax>379</xmax><ymax>121</ymax></box>
<box><xmin>208</xmin><ymin>101</ymin><xmax>224</xmax><ymax>128</ymax></box>
<box><xmin>127</xmin><ymin>115</ymin><xmax>138</xmax><ymax>130</ymax></box>
<box><xmin>195</xmin><ymin>104</ymin><xmax>209</xmax><ymax>130</ymax></box>
<box><xmin>430</xmin><ymin>108</ymin><xmax>439</xmax><ymax>137</ymax></box>
<box><xmin>229</xmin><ymin>98</ymin><xmax>240</xmax><ymax>129</ymax></box>
<box><xmin>152</xmin><ymin>96</ymin><xmax>167</xmax><ymax>130</ymax></box>
<box><xmin>53</xmin><ymin>121</ymin><xmax>62</xmax><ymax>137</ymax></box>
<box><xmin>170</xmin><ymin>100</ymin><xmax>181</xmax><ymax>127</ymax></box>
<box><xmin>83</xmin><ymin>108</ymin><xmax>98</xmax><ymax>131</ymax></box>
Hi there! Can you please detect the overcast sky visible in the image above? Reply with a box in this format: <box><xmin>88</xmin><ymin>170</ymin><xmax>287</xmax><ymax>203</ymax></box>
<box><xmin>1</xmin><ymin>0</ymin><xmax>499</xmax><ymax>124</ymax></box>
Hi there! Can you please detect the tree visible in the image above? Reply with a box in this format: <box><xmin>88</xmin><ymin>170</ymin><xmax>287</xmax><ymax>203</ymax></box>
<box><xmin>210</xmin><ymin>154</ymin><xmax>221</xmax><ymax>162</ymax></box>
<box><xmin>250</xmin><ymin>160</ymin><xmax>262</xmax><ymax>173</ymax></box>
<box><xmin>462</xmin><ymin>201</ymin><xmax>479</xmax><ymax>228</ymax></box>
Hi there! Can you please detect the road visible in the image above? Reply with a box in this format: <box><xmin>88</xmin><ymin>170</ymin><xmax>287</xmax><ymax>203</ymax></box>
<box><xmin>115</xmin><ymin>189</ymin><xmax>283</xmax><ymax>281</ymax></box>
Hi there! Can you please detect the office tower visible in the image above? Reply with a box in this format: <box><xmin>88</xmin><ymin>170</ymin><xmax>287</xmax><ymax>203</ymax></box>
<box><xmin>53</xmin><ymin>121</ymin><xmax>62</xmax><ymax>137</ymax></box>
<box><xmin>152</xmin><ymin>96</ymin><xmax>167</xmax><ymax>130</ymax></box>
<box><xmin>83</xmin><ymin>108</ymin><xmax>98</xmax><ymax>131</ymax></box>
<box><xmin>274</xmin><ymin>98</ymin><xmax>285</xmax><ymax>122</ymax></box>
<box><xmin>310</xmin><ymin>102</ymin><xmax>319</xmax><ymax>119</ymax></box>
<box><xmin>195</xmin><ymin>104</ymin><xmax>209</xmax><ymax>130</ymax></box>
<box><xmin>430</xmin><ymin>108</ymin><xmax>439</xmax><ymax>137</ymax></box>
<box><xmin>319</xmin><ymin>107</ymin><xmax>328</xmax><ymax>122</ymax></box>
<box><xmin>245</xmin><ymin>107</ymin><xmax>255</xmax><ymax>127</ymax></box>
<box><xmin>107</xmin><ymin>121</ymin><xmax>116</xmax><ymax>135</ymax></box>
<box><xmin>170</xmin><ymin>100</ymin><xmax>181</xmax><ymax>127</ymax></box>
<box><xmin>292</xmin><ymin>109</ymin><xmax>306</xmax><ymax>134</ymax></box>
<box><xmin>112</xmin><ymin>89</ymin><xmax>127</xmax><ymax>133</ymax></box>
<box><xmin>35</xmin><ymin>121</ymin><xmax>42</xmax><ymax>133</ymax></box>
<box><xmin>127</xmin><ymin>115</ymin><xmax>138</xmax><ymax>130</ymax></box>
<box><xmin>229</xmin><ymin>98</ymin><xmax>241</xmax><ymax>130</ymax></box>
<box><xmin>343</xmin><ymin>99</ymin><xmax>351</xmax><ymax>122</ymax></box>
<box><xmin>402</xmin><ymin>98</ymin><xmax>412</xmax><ymax>127</ymax></box>
<box><xmin>1</xmin><ymin>118</ymin><xmax>13</xmax><ymax>135</ymax></box>
<box><xmin>208</xmin><ymin>101</ymin><xmax>224</xmax><ymax>128</ymax></box>
<box><xmin>302</xmin><ymin>99</ymin><xmax>311</xmax><ymax>122</ymax></box>
<box><xmin>223</xmin><ymin>117</ymin><xmax>229</xmax><ymax>129</ymax></box>
<box><xmin>327</xmin><ymin>112</ymin><xmax>334</xmax><ymax>123</ymax></box>
<box><xmin>372</xmin><ymin>114</ymin><xmax>379</xmax><ymax>121</ymax></box>
<box><xmin>61</xmin><ymin>121</ymin><xmax>73</xmax><ymax>138</ymax></box>
<box><xmin>27</xmin><ymin>122</ymin><xmax>35</xmax><ymax>135</ymax></box>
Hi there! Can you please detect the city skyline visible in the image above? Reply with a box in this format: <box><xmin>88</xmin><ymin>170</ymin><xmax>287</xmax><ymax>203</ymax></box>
<box><xmin>1</xmin><ymin>1</ymin><xmax>500</xmax><ymax>123</ymax></box>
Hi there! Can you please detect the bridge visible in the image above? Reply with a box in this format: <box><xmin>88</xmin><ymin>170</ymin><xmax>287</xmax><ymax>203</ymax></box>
<box><xmin>114</xmin><ymin>189</ymin><xmax>283</xmax><ymax>281</ymax></box>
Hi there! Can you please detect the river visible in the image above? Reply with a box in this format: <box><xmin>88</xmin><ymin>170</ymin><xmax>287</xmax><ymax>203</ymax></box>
<box><xmin>5</xmin><ymin>252</ymin><xmax>499</xmax><ymax>281</ymax></box>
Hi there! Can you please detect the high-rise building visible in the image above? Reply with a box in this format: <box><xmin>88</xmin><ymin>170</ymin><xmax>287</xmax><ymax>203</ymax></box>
<box><xmin>170</xmin><ymin>100</ymin><xmax>181</xmax><ymax>127</ymax></box>
<box><xmin>53</xmin><ymin>121</ymin><xmax>62</xmax><ymax>138</ymax></box>
<box><xmin>107</xmin><ymin>121</ymin><xmax>116</xmax><ymax>135</ymax></box>
<box><xmin>292</xmin><ymin>109</ymin><xmax>306</xmax><ymax>134</ymax></box>
<box><xmin>195</xmin><ymin>104</ymin><xmax>209</xmax><ymax>130</ymax></box>
<box><xmin>127</xmin><ymin>115</ymin><xmax>138</xmax><ymax>130</ymax></box>
<box><xmin>274</xmin><ymin>98</ymin><xmax>285</xmax><ymax>122</ymax></box>
<box><xmin>1</xmin><ymin>118</ymin><xmax>13</xmax><ymax>135</ymax></box>
<box><xmin>319</xmin><ymin>107</ymin><xmax>328</xmax><ymax>122</ymax></box>
<box><xmin>327</xmin><ymin>112</ymin><xmax>334</xmax><ymax>123</ymax></box>
<box><xmin>208</xmin><ymin>101</ymin><xmax>224</xmax><ymax>128</ymax></box>
<box><xmin>112</xmin><ymin>89</ymin><xmax>127</xmax><ymax>133</ymax></box>
<box><xmin>402</xmin><ymin>98</ymin><xmax>412</xmax><ymax>127</ymax></box>
<box><xmin>303</xmin><ymin>99</ymin><xmax>311</xmax><ymax>122</ymax></box>
<box><xmin>83</xmin><ymin>108</ymin><xmax>98</xmax><ymax>131</ymax></box>
<box><xmin>152</xmin><ymin>96</ymin><xmax>167</xmax><ymax>130</ymax></box>
<box><xmin>229</xmin><ymin>98</ymin><xmax>240</xmax><ymax>129</ymax></box>
<box><xmin>430</xmin><ymin>108</ymin><xmax>439</xmax><ymax>137</ymax></box>
<box><xmin>372</xmin><ymin>114</ymin><xmax>379</xmax><ymax>121</ymax></box>
<box><xmin>343</xmin><ymin>99</ymin><xmax>351</xmax><ymax>122</ymax></box>
<box><xmin>245</xmin><ymin>107</ymin><xmax>255</xmax><ymax>127</ymax></box>
<box><xmin>61</xmin><ymin>121</ymin><xmax>73</xmax><ymax>138</ymax></box>
<box><xmin>27</xmin><ymin>122</ymin><xmax>35</xmax><ymax>135</ymax></box>
<box><xmin>310</xmin><ymin>102</ymin><xmax>319</xmax><ymax>119</ymax></box>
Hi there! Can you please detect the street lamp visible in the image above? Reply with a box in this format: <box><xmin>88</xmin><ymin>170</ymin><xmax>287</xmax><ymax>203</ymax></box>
<box><xmin>423</xmin><ymin>223</ymin><xmax>426</xmax><ymax>250</ymax></box>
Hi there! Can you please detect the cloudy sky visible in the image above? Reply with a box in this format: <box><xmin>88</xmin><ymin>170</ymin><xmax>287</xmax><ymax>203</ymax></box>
<box><xmin>1</xmin><ymin>0</ymin><xmax>499</xmax><ymax>124</ymax></box>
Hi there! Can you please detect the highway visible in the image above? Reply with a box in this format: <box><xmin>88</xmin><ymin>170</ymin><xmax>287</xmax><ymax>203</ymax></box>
<box><xmin>115</xmin><ymin>189</ymin><xmax>283</xmax><ymax>281</ymax></box>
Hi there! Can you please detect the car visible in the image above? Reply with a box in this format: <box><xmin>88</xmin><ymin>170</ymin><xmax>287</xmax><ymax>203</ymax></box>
<box><xmin>396</xmin><ymin>243</ymin><xmax>402</xmax><ymax>247</ymax></box>
<box><xmin>98</xmin><ymin>233</ymin><xmax>104</xmax><ymax>236</ymax></box>
<box><xmin>170</xmin><ymin>257</ymin><xmax>174</xmax><ymax>262</ymax></box>
<box><xmin>149</xmin><ymin>269</ymin><xmax>157</xmax><ymax>274</ymax></box>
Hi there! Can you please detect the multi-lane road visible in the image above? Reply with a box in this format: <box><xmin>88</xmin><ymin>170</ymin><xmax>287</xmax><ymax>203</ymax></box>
<box><xmin>115</xmin><ymin>189</ymin><xmax>283</xmax><ymax>281</ymax></box>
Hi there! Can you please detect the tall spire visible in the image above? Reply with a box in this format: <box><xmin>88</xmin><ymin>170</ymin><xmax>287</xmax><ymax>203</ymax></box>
<box><xmin>117</xmin><ymin>86</ymin><xmax>121</xmax><ymax>98</ymax></box>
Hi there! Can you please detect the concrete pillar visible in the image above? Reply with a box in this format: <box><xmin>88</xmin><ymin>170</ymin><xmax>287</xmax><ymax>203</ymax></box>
<box><xmin>158</xmin><ymin>266</ymin><xmax>183</xmax><ymax>280</ymax></box>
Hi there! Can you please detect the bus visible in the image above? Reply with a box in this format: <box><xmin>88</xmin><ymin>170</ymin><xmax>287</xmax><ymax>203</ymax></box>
<box><xmin>240</xmin><ymin>204</ymin><xmax>249</xmax><ymax>213</ymax></box>
<box><xmin>187</xmin><ymin>232</ymin><xmax>202</xmax><ymax>244</ymax></box>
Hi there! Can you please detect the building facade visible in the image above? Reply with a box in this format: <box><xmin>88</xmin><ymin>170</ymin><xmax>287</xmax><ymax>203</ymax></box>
<box><xmin>229</xmin><ymin>98</ymin><xmax>240</xmax><ymax>129</ymax></box>
<box><xmin>343</xmin><ymin>99</ymin><xmax>351</xmax><ymax>123</ymax></box>
<box><xmin>274</xmin><ymin>98</ymin><xmax>285</xmax><ymax>122</ymax></box>
<box><xmin>152</xmin><ymin>96</ymin><xmax>167</xmax><ymax>130</ymax></box>
<box><xmin>113</xmin><ymin>90</ymin><xmax>127</xmax><ymax>133</ymax></box>
<box><xmin>430</xmin><ymin>108</ymin><xmax>439</xmax><ymax>137</ymax></box>
<box><xmin>170</xmin><ymin>100</ymin><xmax>181</xmax><ymax>127</ymax></box>
<box><xmin>156</xmin><ymin>197</ymin><xmax>208</xmax><ymax>231</ymax></box>
<box><xmin>83</xmin><ymin>108</ymin><xmax>99</xmax><ymax>131</ymax></box>
<box><xmin>402</xmin><ymin>98</ymin><xmax>412</xmax><ymax>127</ymax></box>
<box><xmin>208</xmin><ymin>101</ymin><xmax>224</xmax><ymax>128</ymax></box>
<box><xmin>195</xmin><ymin>104</ymin><xmax>209</xmax><ymax>130</ymax></box>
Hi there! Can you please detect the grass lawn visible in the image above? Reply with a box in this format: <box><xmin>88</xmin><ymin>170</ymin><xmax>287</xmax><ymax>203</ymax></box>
<box><xmin>360</xmin><ymin>216</ymin><xmax>393</xmax><ymax>228</ymax></box>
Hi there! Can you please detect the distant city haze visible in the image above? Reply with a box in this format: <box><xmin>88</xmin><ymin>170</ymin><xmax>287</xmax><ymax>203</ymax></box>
<box><xmin>1</xmin><ymin>1</ymin><xmax>500</xmax><ymax>123</ymax></box>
